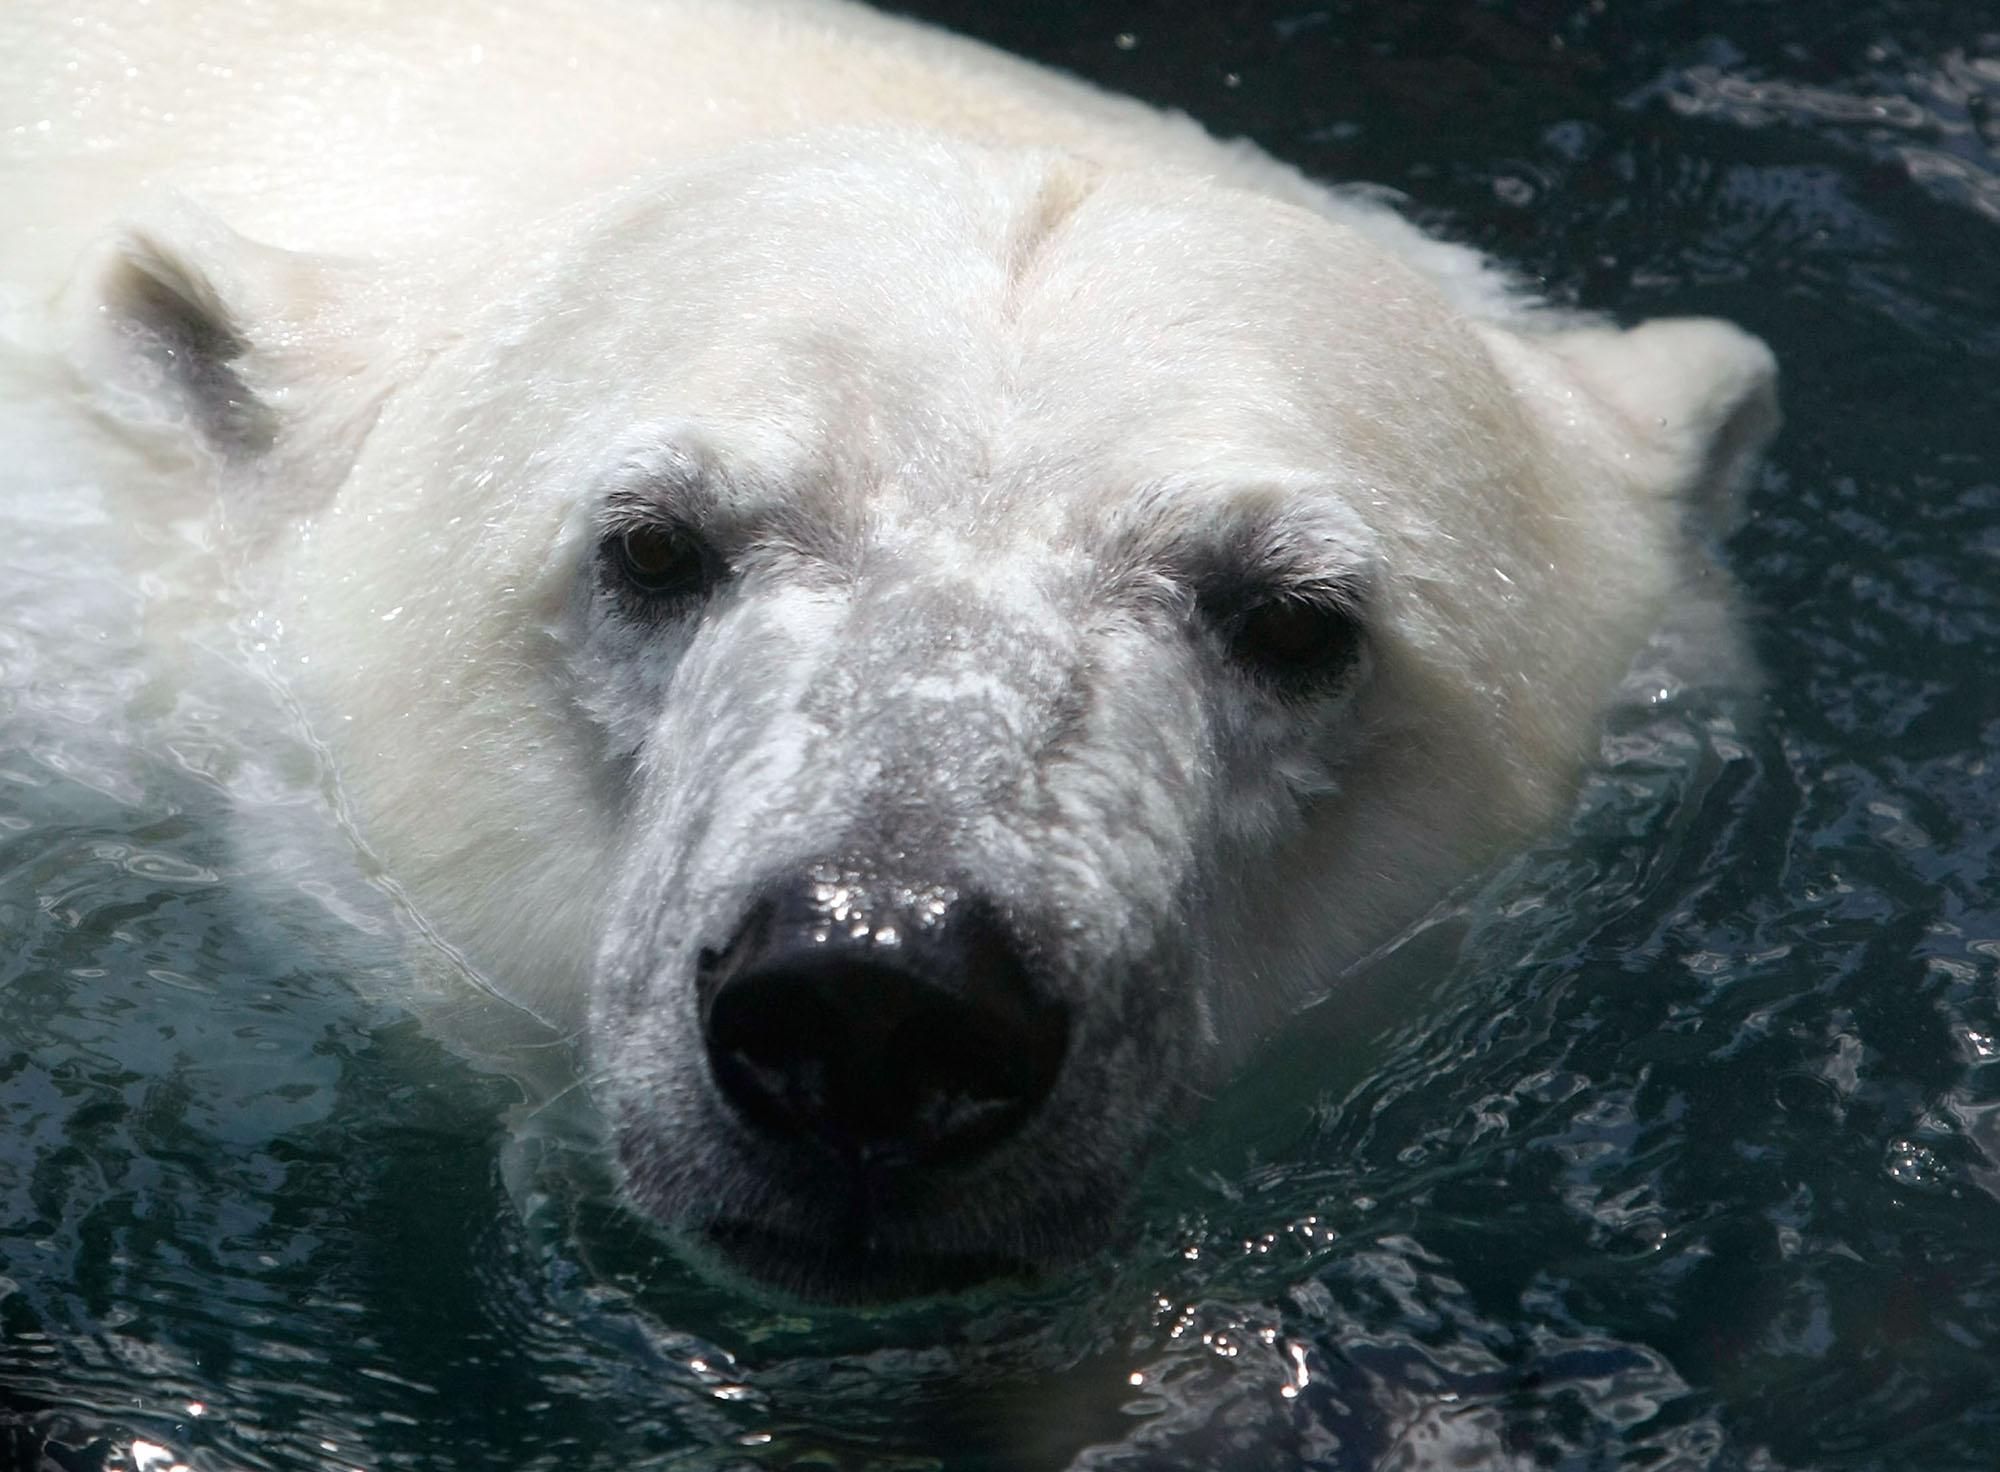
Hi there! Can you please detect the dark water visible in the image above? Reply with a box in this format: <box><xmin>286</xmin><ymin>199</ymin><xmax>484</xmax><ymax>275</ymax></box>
<box><xmin>6</xmin><ymin>1</ymin><xmax>2000</xmax><ymax>1468</ymax></box>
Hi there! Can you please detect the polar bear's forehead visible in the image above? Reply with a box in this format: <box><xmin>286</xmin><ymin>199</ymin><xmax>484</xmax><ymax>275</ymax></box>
<box><xmin>520</xmin><ymin>137</ymin><xmax>1503</xmax><ymax>537</ymax></box>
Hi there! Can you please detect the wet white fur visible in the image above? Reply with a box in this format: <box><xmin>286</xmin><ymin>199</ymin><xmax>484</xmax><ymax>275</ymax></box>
<box><xmin>2</xmin><ymin>0</ymin><xmax>1778</xmax><ymax>1278</ymax></box>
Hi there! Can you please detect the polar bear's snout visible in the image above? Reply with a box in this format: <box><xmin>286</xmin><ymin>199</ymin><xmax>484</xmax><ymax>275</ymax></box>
<box><xmin>698</xmin><ymin>869</ymin><xmax>1069</xmax><ymax>1167</ymax></box>
<box><xmin>584</xmin><ymin>526</ymin><xmax>1215</xmax><ymax>1297</ymax></box>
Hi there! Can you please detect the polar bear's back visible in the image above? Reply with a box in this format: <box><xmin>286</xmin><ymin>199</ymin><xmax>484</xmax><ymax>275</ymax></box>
<box><xmin>0</xmin><ymin>0</ymin><xmax>1522</xmax><ymax>319</ymax></box>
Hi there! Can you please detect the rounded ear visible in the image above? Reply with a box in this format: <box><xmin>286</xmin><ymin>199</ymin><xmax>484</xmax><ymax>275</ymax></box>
<box><xmin>59</xmin><ymin>194</ymin><xmax>403</xmax><ymax>524</ymax></box>
<box><xmin>1479</xmin><ymin>317</ymin><xmax>1780</xmax><ymax>533</ymax></box>
<box><xmin>61</xmin><ymin>196</ymin><xmax>331</xmax><ymax>457</ymax></box>
<box><xmin>104</xmin><ymin>234</ymin><xmax>275</xmax><ymax>454</ymax></box>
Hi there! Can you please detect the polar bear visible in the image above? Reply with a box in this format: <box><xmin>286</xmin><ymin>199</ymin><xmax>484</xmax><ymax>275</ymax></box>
<box><xmin>2</xmin><ymin>0</ymin><xmax>1776</xmax><ymax>1299</ymax></box>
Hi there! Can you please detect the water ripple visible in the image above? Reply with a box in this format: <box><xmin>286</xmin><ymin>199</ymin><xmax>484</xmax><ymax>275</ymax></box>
<box><xmin>1640</xmin><ymin>45</ymin><xmax>2000</xmax><ymax>224</ymax></box>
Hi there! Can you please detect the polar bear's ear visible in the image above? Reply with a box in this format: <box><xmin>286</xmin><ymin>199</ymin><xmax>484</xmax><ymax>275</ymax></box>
<box><xmin>1480</xmin><ymin>318</ymin><xmax>1780</xmax><ymax>531</ymax></box>
<box><xmin>63</xmin><ymin>197</ymin><xmax>371</xmax><ymax>467</ymax></box>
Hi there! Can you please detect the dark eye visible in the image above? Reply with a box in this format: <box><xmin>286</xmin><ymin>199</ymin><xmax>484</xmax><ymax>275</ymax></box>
<box><xmin>1228</xmin><ymin>595</ymin><xmax>1363</xmax><ymax>691</ymax></box>
<box><xmin>611</xmin><ymin>523</ymin><xmax>715</xmax><ymax>600</ymax></box>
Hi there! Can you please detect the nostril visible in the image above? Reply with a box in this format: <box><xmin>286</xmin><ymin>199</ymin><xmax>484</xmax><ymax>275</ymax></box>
<box><xmin>700</xmin><ymin>887</ymin><xmax>1068</xmax><ymax>1165</ymax></box>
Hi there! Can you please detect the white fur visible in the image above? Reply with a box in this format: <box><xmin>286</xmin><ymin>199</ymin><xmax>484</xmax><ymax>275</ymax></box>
<box><xmin>2</xmin><ymin>0</ymin><xmax>1778</xmax><ymax>1295</ymax></box>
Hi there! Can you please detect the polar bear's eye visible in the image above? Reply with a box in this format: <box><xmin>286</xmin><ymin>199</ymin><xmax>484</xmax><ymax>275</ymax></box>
<box><xmin>1229</xmin><ymin>596</ymin><xmax>1362</xmax><ymax>691</ymax></box>
<box><xmin>612</xmin><ymin>523</ymin><xmax>715</xmax><ymax>600</ymax></box>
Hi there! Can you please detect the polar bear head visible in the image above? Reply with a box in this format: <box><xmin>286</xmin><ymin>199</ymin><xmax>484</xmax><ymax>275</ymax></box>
<box><xmin>74</xmin><ymin>133</ymin><xmax>1775</xmax><ymax>1300</ymax></box>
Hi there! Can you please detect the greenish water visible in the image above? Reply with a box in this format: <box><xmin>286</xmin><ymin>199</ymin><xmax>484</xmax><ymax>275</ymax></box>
<box><xmin>6</xmin><ymin>1</ymin><xmax>2000</xmax><ymax>1468</ymax></box>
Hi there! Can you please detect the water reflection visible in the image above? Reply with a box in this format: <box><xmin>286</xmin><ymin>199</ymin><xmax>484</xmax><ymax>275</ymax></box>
<box><xmin>1643</xmin><ymin>42</ymin><xmax>2000</xmax><ymax>224</ymax></box>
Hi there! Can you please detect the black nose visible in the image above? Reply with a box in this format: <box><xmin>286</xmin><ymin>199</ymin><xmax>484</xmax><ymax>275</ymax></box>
<box><xmin>699</xmin><ymin>873</ymin><xmax>1068</xmax><ymax>1166</ymax></box>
